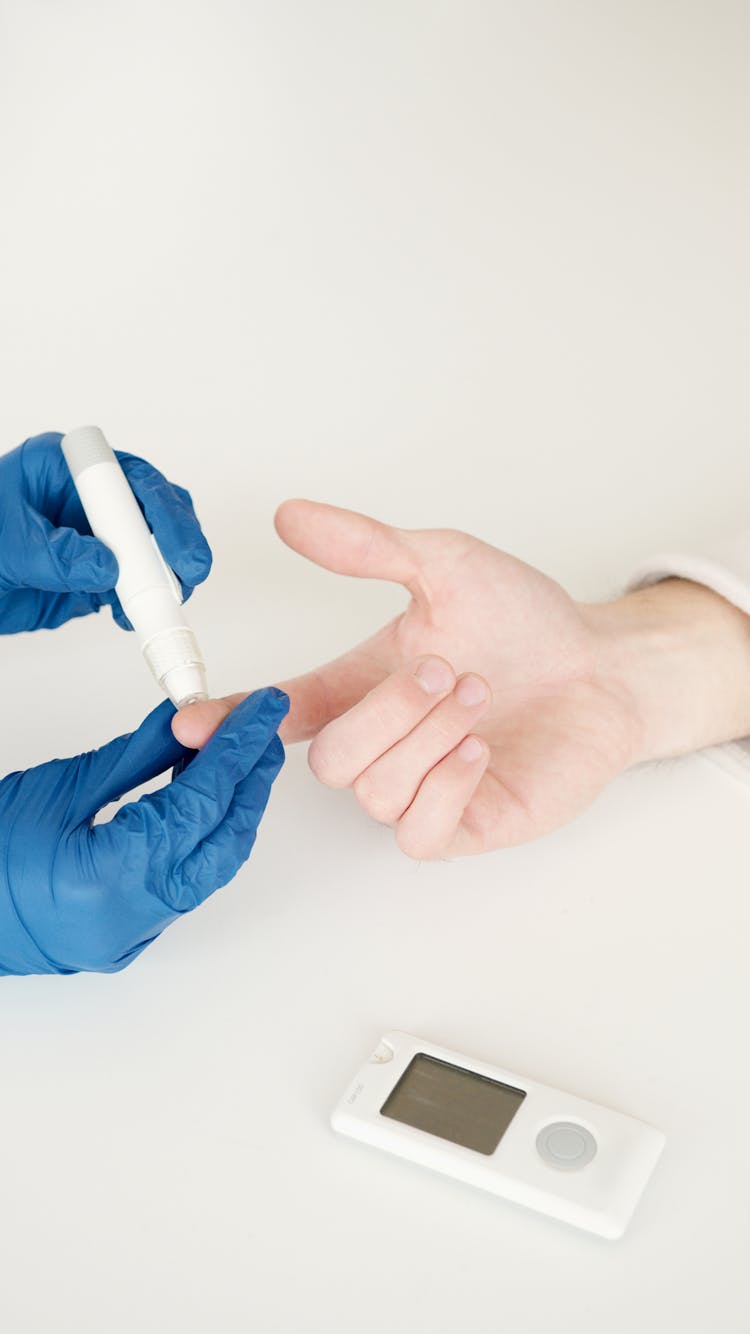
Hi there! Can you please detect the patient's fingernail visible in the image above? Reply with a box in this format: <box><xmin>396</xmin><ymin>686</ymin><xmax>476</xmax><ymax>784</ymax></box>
<box><xmin>455</xmin><ymin>675</ymin><xmax>487</xmax><ymax>707</ymax></box>
<box><xmin>458</xmin><ymin>736</ymin><xmax>484</xmax><ymax>763</ymax></box>
<box><xmin>414</xmin><ymin>657</ymin><xmax>454</xmax><ymax>694</ymax></box>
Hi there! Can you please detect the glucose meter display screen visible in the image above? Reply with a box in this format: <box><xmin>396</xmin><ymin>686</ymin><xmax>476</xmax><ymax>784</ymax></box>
<box><xmin>380</xmin><ymin>1054</ymin><xmax>526</xmax><ymax>1155</ymax></box>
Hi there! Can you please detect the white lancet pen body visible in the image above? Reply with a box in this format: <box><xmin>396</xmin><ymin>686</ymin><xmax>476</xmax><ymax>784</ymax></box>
<box><xmin>61</xmin><ymin>425</ymin><xmax>209</xmax><ymax>708</ymax></box>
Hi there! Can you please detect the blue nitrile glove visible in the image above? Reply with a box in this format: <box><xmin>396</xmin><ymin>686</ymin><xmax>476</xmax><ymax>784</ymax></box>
<box><xmin>0</xmin><ymin>688</ymin><xmax>288</xmax><ymax>975</ymax></box>
<box><xmin>0</xmin><ymin>431</ymin><xmax>213</xmax><ymax>634</ymax></box>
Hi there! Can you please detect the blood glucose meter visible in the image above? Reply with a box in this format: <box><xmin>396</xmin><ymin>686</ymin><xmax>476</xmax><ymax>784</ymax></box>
<box><xmin>331</xmin><ymin>1032</ymin><xmax>665</xmax><ymax>1239</ymax></box>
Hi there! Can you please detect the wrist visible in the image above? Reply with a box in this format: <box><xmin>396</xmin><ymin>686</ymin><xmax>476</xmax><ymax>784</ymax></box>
<box><xmin>582</xmin><ymin>579</ymin><xmax>750</xmax><ymax>764</ymax></box>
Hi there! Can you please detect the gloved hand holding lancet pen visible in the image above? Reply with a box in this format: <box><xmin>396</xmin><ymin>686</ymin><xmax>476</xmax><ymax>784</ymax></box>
<box><xmin>0</xmin><ymin>428</ymin><xmax>288</xmax><ymax>976</ymax></box>
<box><xmin>61</xmin><ymin>425</ymin><xmax>209</xmax><ymax>707</ymax></box>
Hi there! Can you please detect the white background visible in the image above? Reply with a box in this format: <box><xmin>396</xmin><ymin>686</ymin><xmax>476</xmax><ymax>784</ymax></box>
<box><xmin>1</xmin><ymin>2</ymin><xmax>749</xmax><ymax>1330</ymax></box>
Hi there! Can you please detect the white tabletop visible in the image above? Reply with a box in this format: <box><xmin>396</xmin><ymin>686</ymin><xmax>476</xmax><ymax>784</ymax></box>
<box><xmin>2</xmin><ymin>4</ymin><xmax>750</xmax><ymax>1330</ymax></box>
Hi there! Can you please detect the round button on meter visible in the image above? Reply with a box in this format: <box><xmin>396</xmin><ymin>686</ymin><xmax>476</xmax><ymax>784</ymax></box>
<box><xmin>536</xmin><ymin>1121</ymin><xmax>597</xmax><ymax>1170</ymax></box>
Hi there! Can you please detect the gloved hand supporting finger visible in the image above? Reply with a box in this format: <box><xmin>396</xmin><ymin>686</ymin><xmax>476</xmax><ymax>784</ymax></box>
<box><xmin>177</xmin><ymin>733</ymin><xmax>285</xmax><ymax>901</ymax></box>
<box><xmin>66</xmin><ymin>698</ymin><xmax>188</xmax><ymax>826</ymax></box>
<box><xmin>92</xmin><ymin>688</ymin><xmax>289</xmax><ymax>913</ymax></box>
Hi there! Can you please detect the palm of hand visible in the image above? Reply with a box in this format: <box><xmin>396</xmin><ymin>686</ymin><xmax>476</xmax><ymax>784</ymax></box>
<box><xmin>175</xmin><ymin>503</ymin><xmax>638</xmax><ymax>857</ymax></box>
<box><xmin>309</xmin><ymin>530</ymin><xmax>637</xmax><ymax>851</ymax></box>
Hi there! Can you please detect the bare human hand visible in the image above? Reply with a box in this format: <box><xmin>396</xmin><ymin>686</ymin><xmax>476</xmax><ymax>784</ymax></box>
<box><xmin>174</xmin><ymin>502</ymin><xmax>649</xmax><ymax>857</ymax></box>
<box><xmin>174</xmin><ymin>501</ymin><xmax>750</xmax><ymax>858</ymax></box>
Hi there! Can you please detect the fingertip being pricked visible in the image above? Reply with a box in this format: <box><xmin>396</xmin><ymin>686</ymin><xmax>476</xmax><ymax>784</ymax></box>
<box><xmin>172</xmin><ymin>696</ymin><xmax>235</xmax><ymax>749</ymax></box>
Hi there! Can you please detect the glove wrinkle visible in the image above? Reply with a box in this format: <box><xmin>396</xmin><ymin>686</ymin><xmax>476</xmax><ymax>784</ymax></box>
<box><xmin>0</xmin><ymin>690</ymin><xmax>287</xmax><ymax>973</ymax></box>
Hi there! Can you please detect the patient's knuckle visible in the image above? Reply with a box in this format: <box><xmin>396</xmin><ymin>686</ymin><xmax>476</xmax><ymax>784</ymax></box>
<box><xmin>307</xmin><ymin>734</ymin><xmax>346</xmax><ymax>786</ymax></box>
<box><xmin>395</xmin><ymin>821</ymin><xmax>440</xmax><ymax>862</ymax></box>
<box><xmin>353</xmin><ymin>771</ymin><xmax>397</xmax><ymax>823</ymax></box>
<box><xmin>307</xmin><ymin>737</ymin><xmax>330</xmax><ymax>781</ymax></box>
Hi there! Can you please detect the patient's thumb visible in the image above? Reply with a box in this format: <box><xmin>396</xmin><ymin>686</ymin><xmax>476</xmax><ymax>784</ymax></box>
<box><xmin>274</xmin><ymin>499</ymin><xmax>417</xmax><ymax>589</ymax></box>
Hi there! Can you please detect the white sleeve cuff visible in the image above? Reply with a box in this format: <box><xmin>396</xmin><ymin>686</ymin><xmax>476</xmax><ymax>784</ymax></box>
<box><xmin>626</xmin><ymin>530</ymin><xmax>750</xmax><ymax>618</ymax></box>
<box><xmin>626</xmin><ymin>530</ymin><xmax>750</xmax><ymax>784</ymax></box>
